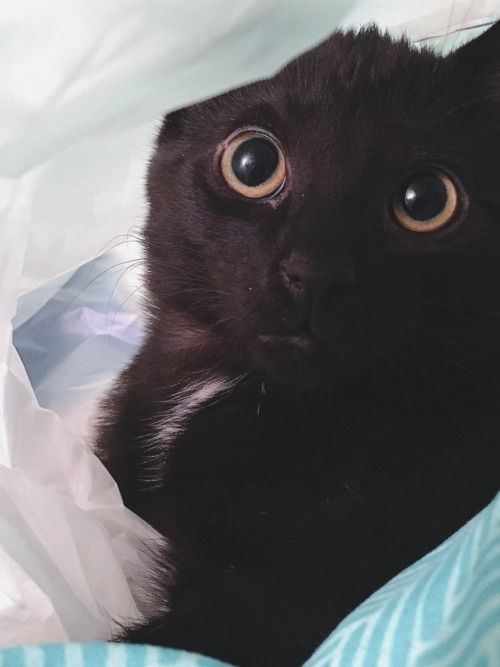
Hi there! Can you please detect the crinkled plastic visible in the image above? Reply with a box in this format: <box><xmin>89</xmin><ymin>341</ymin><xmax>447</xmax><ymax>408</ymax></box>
<box><xmin>1</xmin><ymin>0</ymin><xmax>500</xmax><ymax>651</ymax></box>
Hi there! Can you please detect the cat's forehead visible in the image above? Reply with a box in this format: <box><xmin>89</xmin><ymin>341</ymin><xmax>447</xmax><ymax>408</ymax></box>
<box><xmin>165</xmin><ymin>29</ymin><xmax>458</xmax><ymax>175</ymax></box>
<box><xmin>273</xmin><ymin>29</ymin><xmax>430</xmax><ymax>106</ymax></box>
<box><xmin>180</xmin><ymin>29</ymin><xmax>446</xmax><ymax>140</ymax></box>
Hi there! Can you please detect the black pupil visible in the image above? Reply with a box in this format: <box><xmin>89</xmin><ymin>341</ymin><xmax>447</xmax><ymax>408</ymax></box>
<box><xmin>401</xmin><ymin>173</ymin><xmax>448</xmax><ymax>221</ymax></box>
<box><xmin>231</xmin><ymin>138</ymin><xmax>279</xmax><ymax>187</ymax></box>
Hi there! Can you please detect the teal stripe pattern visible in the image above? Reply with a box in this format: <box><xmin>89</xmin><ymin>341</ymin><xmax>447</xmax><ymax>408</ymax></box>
<box><xmin>1</xmin><ymin>495</ymin><xmax>499</xmax><ymax>667</ymax></box>
<box><xmin>0</xmin><ymin>644</ymin><xmax>233</xmax><ymax>667</ymax></box>
<box><xmin>304</xmin><ymin>493</ymin><xmax>500</xmax><ymax>667</ymax></box>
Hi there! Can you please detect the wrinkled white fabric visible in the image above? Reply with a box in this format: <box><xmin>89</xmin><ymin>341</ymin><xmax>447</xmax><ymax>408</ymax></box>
<box><xmin>1</xmin><ymin>0</ymin><xmax>499</xmax><ymax>649</ymax></box>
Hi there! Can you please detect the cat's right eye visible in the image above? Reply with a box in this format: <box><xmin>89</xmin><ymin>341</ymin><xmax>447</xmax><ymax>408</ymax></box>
<box><xmin>391</xmin><ymin>169</ymin><xmax>460</xmax><ymax>233</ymax></box>
<box><xmin>219</xmin><ymin>130</ymin><xmax>286</xmax><ymax>199</ymax></box>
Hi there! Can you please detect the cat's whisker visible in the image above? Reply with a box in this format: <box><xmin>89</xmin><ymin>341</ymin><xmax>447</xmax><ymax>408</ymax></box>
<box><xmin>434</xmin><ymin>88</ymin><xmax>500</xmax><ymax>124</ymax></box>
<box><xmin>82</xmin><ymin>257</ymin><xmax>144</xmax><ymax>292</ymax></box>
<box><xmin>392</xmin><ymin>344</ymin><xmax>454</xmax><ymax>406</ymax></box>
<box><xmin>33</xmin><ymin>257</ymin><xmax>144</xmax><ymax>338</ymax></box>
<box><xmin>417</xmin><ymin>301</ymin><xmax>500</xmax><ymax>325</ymax></box>
<box><xmin>106</xmin><ymin>262</ymin><xmax>147</xmax><ymax>331</ymax></box>
<box><xmin>169</xmin><ymin>285</ymin><xmax>233</xmax><ymax>299</ymax></box>
<box><xmin>382</xmin><ymin>319</ymin><xmax>500</xmax><ymax>385</ymax></box>
<box><xmin>401</xmin><ymin>336</ymin><xmax>497</xmax><ymax>390</ymax></box>
<box><xmin>374</xmin><ymin>330</ymin><xmax>439</xmax><ymax>401</ymax></box>
<box><xmin>110</xmin><ymin>284</ymin><xmax>148</xmax><ymax>338</ymax></box>
<box><xmin>78</xmin><ymin>228</ymin><xmax>144</xmax><ymax>285</ymax></box>
<box><xmin>394</xmin><ymin>315</ymin><xmax>500</xmax><ymax>362</ymax></box>
<box><xmin>416</xmin><ymin>321</ymin><xmax>500</xmax><ymax>353</ymax></box>
<box><xmin>95</xmin><ymin>229</ymin><xmax>144</xmax><ymax>255</ymax></box>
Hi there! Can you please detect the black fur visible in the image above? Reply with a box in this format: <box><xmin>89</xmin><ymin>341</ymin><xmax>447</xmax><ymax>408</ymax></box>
<box><xmin>97</xmin><ymin>24</ymin><xmax>500</xmax><ymax>667</ymax></box>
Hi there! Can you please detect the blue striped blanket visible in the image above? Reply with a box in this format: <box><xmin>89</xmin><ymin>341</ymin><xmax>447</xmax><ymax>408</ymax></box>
<box><xmin>3</xmin><ymin>493</ymin><xmax>499</xmax><ymax>667</ymax></box>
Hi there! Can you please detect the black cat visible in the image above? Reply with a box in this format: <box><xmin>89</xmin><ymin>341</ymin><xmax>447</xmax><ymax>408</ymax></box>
<box><xmin>97</xmin><ymin>23</ymin><xmax>500</xmax><ymax>667</ymax></box>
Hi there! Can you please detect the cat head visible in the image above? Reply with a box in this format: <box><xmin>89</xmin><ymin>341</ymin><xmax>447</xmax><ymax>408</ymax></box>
<box><xmin>144</xmin><ymin>22</ymin><xmax>500</xmax><ymax>389</ymax></box>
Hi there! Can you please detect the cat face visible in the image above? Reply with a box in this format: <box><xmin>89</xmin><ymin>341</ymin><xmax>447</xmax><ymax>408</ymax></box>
<box><xmin>145</xmin><ymin>24</ymin><xmax>500</xmax><ymax>388</ymax></box>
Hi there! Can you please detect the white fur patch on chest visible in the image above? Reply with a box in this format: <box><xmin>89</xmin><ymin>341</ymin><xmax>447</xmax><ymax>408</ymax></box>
<box><xmin>138</xmin><ymin>374</ymin><xmax>240</xmax><ymax>486</ymax></box>
<box><xmin>157</xmin><ymin>375</ymin><xmax>236</xmax><ymax>445</ymax></box>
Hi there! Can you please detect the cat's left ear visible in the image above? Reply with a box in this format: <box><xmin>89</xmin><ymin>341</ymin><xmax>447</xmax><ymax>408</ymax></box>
<box><xmin>453</xmin><ymin>21</ymin><xmax>500</xmax><ymax>79</ymax></box>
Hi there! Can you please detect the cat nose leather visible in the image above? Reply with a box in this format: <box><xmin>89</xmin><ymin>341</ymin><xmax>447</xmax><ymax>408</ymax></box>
<box><xmin>280</xmin><ymin>255</ymin><xmax>309</xmax><ymax>302</ymax></box>
<box><xmin>280</xmin><ymin>253</ymin><xmax>358</xmax><ymax>306</ymax></box>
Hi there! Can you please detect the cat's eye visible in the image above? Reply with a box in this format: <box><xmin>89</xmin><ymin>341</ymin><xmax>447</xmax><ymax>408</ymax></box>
<box><xmin>220</xmin><ymin>130</ymin><xmax>286</xmax><ymax>199</ymax></box>
<box><xmin>391</xmin><ymin>169</ymin><xmax>460</xmax><ymax>232</ymax></box>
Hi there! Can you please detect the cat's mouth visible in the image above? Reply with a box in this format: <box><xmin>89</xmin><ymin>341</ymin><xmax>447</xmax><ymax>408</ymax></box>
<box><xmin>252</xmin><ymin>314</ymin><xmax>362</xmax><ymax>387</ymax></box>
<box><xmin>253</xmin><ymin>330</ymin><xmax>340</xmax><ymax>388</ymax></box>
<box><xmin>257</xmin><ymin>332</ymin><xmax>318</xmax><ymax>351</ymax></box>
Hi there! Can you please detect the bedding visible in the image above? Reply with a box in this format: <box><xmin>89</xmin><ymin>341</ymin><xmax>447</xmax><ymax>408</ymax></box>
<box><xmin>2</xmin><ymin>494</ymin><xmax>499</xmax><ymax>665</ymax></box>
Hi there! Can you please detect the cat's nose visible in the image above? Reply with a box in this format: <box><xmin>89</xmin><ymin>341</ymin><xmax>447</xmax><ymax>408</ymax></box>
<box><xmin>280</xmin><ymin>255</ymin><xmax>309</xmax><ymax>302</ymax></box>
<box><xmin>279</xmin><ymin>253</ymin><xmax>358</xmax><ymax>306</ymax></box>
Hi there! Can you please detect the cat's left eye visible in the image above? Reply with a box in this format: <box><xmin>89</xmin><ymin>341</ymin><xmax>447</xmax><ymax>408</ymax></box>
<box><xmin>219</xmin><ymin>130</ymin><xmax>286</xmax><ymax>199</ymax></box>
<box><xmin>391</xmin><ymin>169</ymin><xmax>460</xmax><ymax>233</ymax></box>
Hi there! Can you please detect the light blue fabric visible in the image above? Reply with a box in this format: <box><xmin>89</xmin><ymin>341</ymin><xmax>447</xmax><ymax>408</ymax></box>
<box><xmin>0</xmin><ymin>644</ymin><xmax>232</xmax><ymax>667</ymax></box>
<box><xmin>305</xmin><ymin>493</ymin><xmax>500</xmax><ymax>667</ymax></box>
<box><xmin>2</xmin><ymin>495</ymin><xmax>500</xmax><ymax>667</ymax></box>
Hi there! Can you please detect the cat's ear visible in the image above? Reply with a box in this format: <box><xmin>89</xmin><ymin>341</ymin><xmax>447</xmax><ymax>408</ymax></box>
<box><xmin>453</xmin><ymin>21</ymin><xmax>500</xmax><ymax>80</ymax></box>
<box><xmin>450</xmin><ymin>20</ymin><xmax>500</xmax><ymax>128</ymax></box>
